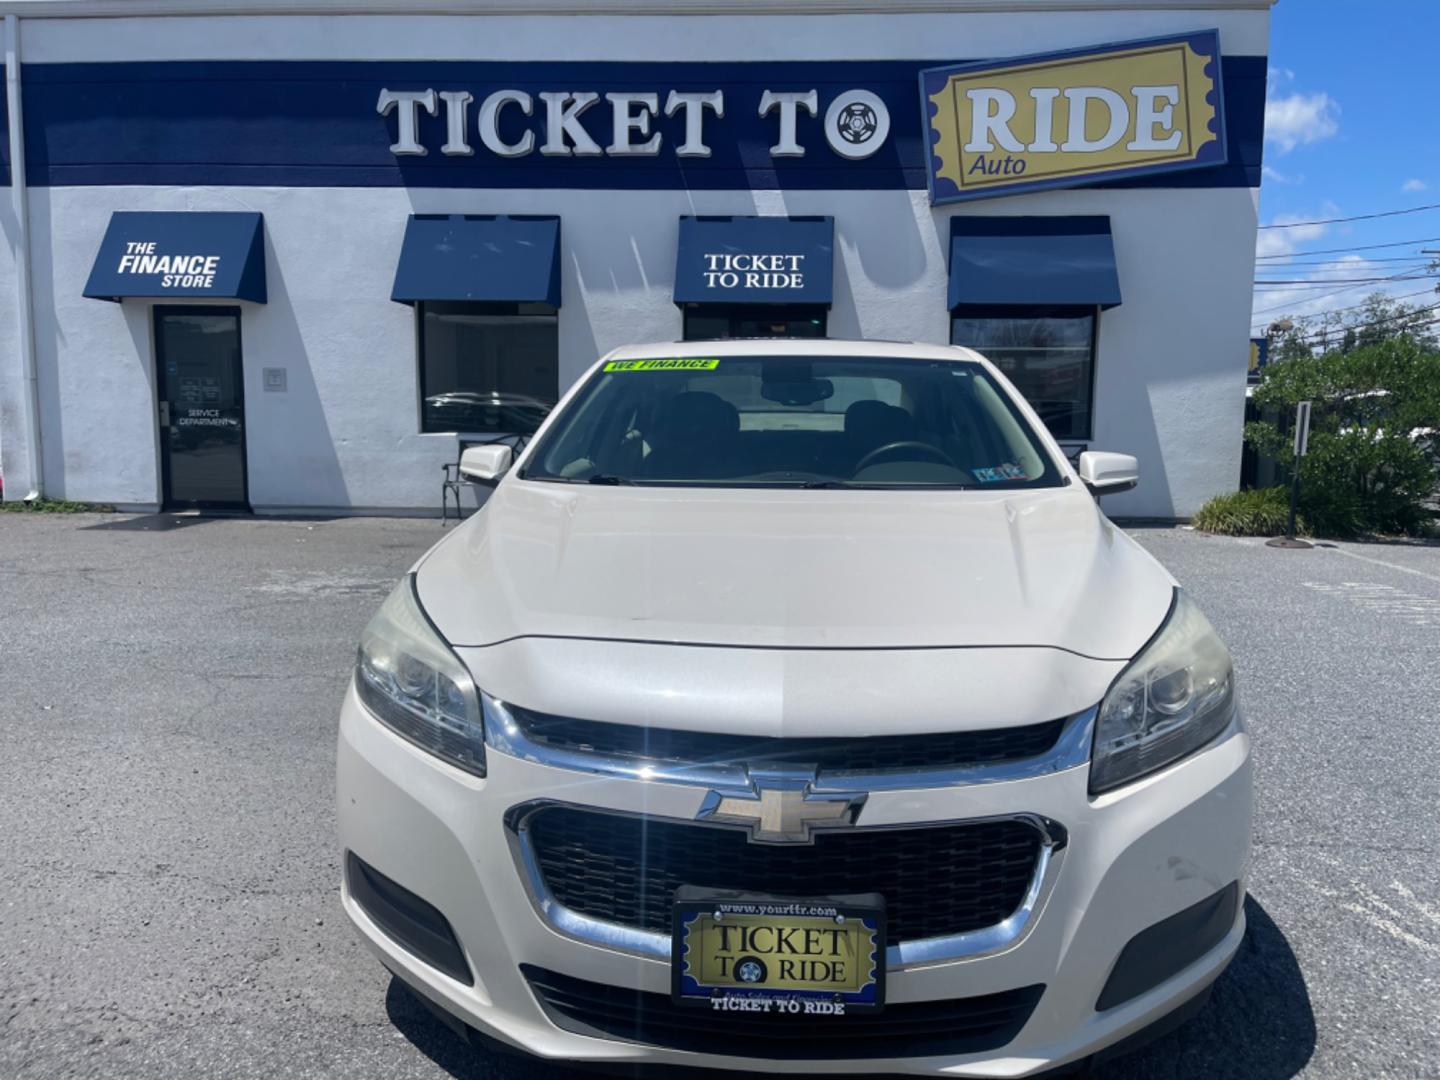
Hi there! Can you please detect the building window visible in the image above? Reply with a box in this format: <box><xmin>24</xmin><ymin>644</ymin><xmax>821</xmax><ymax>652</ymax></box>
<box><xmin>682</xmin><ymin>303</ymin><xmax>828</xmax><ymax>341</ymax></box>
<box><xmin>418</xmin><ymin>301</ymin><xmax>558</xmax><ymax>434</ymax></box>
<box><xmin>950</xmin><ymin>305</ymin><xmax>1097</xmax><ymax>441</ymax></box>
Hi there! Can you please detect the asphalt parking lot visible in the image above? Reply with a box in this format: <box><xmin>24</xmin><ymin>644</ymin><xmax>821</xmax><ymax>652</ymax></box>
<box><xmin>1</xmin><ymin>513</ymin><xmax>1437</xmax><ymax>1079</ymax></box>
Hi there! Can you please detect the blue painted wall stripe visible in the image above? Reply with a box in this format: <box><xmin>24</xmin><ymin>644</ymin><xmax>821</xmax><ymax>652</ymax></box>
<box><xmin>19</xmin><ymin>57</ymin><xmax>1265</xmax><ymax>191</ymax></box>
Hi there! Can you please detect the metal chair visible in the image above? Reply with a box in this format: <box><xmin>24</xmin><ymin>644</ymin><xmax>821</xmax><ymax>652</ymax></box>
<box><xmin>441</xmin><ymin>434</ymin><xmax>528</xmax><ymax>524</ymax></box>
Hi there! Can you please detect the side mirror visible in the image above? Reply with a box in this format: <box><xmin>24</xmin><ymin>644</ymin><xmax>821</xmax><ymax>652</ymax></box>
<box><xmin>1077</xmin><ymin>451</ymin><xmax>1139</xmax><ymax>496</ymax></box>
<box><xmin>459</xmin><ymin>444</ymin><xmax>514</xmax><ymax>487</ymax></box>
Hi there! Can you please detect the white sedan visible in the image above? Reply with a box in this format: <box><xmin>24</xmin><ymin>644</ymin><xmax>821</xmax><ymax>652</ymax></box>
<box><xmin>337</xmin><ymin>339</ymin><xmax>1251</xmax><ymax>1075</ymax></box>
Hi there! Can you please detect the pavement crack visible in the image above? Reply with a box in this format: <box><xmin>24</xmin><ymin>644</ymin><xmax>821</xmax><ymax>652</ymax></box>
<box><xmin>10</xmin><ymin>858</ymin><xmax>332</xmax><ymax>899</ymax></box>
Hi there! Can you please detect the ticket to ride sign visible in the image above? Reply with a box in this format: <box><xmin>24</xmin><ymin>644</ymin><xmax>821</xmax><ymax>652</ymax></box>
<box><xmin>920</xmin><ymin>31</ymin><xmax>1226</xmax><ymax>204</ymax></box>
<box><xmin>673</xmin><ymin>890</ymin><xmax>885</xmax><ymax>1015</ymax></box>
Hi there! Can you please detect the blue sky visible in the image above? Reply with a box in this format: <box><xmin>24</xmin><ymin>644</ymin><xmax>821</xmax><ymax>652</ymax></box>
<box><xmin>1252</xmin><ymin>0</ymin><xmax>1440</xmax><ymax>332</ymax></box>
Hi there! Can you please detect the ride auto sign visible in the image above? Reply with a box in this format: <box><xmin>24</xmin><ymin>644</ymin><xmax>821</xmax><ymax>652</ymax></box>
<box><xmin>920</xmin><ymin>31</ymin><xmax>1226</xmax><ymax>205</ymax></box>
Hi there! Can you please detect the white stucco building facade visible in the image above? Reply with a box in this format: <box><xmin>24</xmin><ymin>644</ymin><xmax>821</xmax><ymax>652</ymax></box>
<box><xmin>0</xmin><ymin>0</ymin><xmax>1270</xmax><ymax>517</ymax></box>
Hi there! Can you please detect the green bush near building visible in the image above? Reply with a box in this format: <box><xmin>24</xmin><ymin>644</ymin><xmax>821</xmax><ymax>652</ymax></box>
<box><xmin>1192</xmin><ymin>487</ymin><xmax>1300</xmax><ymax>537</ymax></box>
<box><xmin>0</xmin><ymin>498</ymin><xmax>115</xmax><ymax>514</ymax></box>
<box><xmin>1242</xmin><ymin>335</ymin><xmax>1440</xmax><ymax>538</ymax></box>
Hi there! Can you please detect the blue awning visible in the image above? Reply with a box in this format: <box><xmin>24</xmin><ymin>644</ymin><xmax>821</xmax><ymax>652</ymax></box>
<box><xmin>83</xmin><ymin>211</ymin><xmax>266</xmax><ymax>303</ymax></box>
<box><xmin>391</xmin><ymin>215</ymin><xmax>561</xmax><ymax>305</ymax></box>
<box><xmin>674</xmin><ymin>216</ymin><xmax>834</xmax><ymax>305</ymax></box>
<box><xmin>948</xmin><ymin>217</ymin><xmax>1121</xmax><ymax>310</ymax></box>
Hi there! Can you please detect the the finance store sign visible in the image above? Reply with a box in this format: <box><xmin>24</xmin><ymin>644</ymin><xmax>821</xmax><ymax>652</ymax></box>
<box><xmin>920</xmin><ymin>31</ymin><xmax>1227</xmax><ymax>205</ymax></box>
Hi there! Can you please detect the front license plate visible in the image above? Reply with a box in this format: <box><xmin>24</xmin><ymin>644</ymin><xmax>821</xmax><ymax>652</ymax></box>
<box><xmin>672</xmin><ymin>888</ymin><xmax>885</xmax><ymax>1015</ymax></box>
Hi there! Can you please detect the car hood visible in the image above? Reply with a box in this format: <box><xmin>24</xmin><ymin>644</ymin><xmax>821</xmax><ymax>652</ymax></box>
<box><xmin>416</xmin><ymin>480</ymin><xmax>1174</xmax><ymax>661</ymax></box>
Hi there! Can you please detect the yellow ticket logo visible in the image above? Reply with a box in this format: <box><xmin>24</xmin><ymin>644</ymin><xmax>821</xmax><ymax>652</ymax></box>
<box><xmin>921</xmin><ymin>30</ymin><xmax>1226</xmax><ymax>204</ymax></box>
<box><xmin>603</xmin><ymin>358</ymin><xmax>721</xmax><ymax>372</ymax></box>
<box><xmin>681</xmin><ymin>912</ymin><xmax>878</xmax><ymax>994</ymax></box>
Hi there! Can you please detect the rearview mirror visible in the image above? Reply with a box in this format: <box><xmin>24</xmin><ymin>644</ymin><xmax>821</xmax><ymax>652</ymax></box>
<box><xmin>459</xmin><ymin>444</ymin><xmax>514</xmax><ymax>487</ymax></box>
<box><xmin>761</xmin><ymin>378</ymin><xmax>834</xmax><ymax>407</ymax></box>
<box><xmin>1077</xmin><ymin>451</ymin><xmax>1139</xmax><ymax>496</ymax></box>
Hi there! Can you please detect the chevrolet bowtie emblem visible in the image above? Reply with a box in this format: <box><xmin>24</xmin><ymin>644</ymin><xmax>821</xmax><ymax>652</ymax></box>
<box><xmin>697</xmin><ymin>767</ymin><xmax>866</xmax><ymax>844</ymax></box>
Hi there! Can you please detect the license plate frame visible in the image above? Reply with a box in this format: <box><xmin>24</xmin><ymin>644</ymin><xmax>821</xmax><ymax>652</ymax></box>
<box><xmin>671</xmin><ymin>887</ymin><xmax>886</xmax><ymax>1015</ymax></box>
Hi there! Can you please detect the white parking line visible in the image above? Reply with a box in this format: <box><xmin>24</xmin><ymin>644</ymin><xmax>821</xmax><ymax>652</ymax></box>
<box><xmin>1324</xmin><ymin>545</ymin><xmax>1440</xmax><ymax>585</ymax></box>
<box><xmin>1301</xmin><ymin>581</ymin><xmax>1440</xmax><ymax>627</ymax></box>
<box><xmin>1294</xmin><ymin>872</ymin><xmax>1440</xmax><ymax>958</ymax></box>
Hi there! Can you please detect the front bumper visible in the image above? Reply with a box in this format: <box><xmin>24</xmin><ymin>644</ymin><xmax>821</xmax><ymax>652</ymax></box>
<box><xmin>336</xmin><ymin>682</ymin><xmax>1251</xmax><ymax>1076</ymax></box>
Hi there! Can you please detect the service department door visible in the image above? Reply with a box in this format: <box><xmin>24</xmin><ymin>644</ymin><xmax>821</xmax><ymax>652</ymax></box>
<box><xmin>155</xmin><ymin>307</ymin><xmax>248</xmax><ymax>510</ymax></box>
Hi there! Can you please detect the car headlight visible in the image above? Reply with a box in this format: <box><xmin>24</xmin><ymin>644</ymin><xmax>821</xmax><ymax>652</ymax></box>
<box><xmin>355</xmin><ymin>574</ymin><xmax>485</xmax><ymax>777</ymax></box>
<box><xmin>1090</xmin><ymin>589</ymin><xmax>1235</xmax><ymax>795</ymax></box>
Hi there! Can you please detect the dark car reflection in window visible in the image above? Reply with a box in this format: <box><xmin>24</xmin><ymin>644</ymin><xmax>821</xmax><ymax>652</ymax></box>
<box><xmin>423</xmin><ymin>392</ymin><xmax>554</xmax><ymax>436</ymax></box>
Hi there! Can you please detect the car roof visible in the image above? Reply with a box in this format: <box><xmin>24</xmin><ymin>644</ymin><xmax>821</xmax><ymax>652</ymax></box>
<box><xmin>602</xmin><ymin>338</ymin><xmax>988</xmax><ymax>364</ymax></box>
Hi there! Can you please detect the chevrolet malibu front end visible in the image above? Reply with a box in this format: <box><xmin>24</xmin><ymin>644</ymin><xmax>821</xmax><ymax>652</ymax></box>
<box><xmin>336</xmin><ymin>340</ymin><xmax>1251</xmax><ymax>1075</ymax></box>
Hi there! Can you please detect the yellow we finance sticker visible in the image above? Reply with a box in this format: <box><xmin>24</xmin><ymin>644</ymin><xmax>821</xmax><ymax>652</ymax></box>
<box><xmin>603</xmin><ymin>358</ymin><xmax>721</xmax><ymax>372</ymax></box>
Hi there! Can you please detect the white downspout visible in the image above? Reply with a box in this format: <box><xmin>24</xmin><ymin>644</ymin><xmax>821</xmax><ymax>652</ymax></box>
<box><xmin>5</xmin><ymin>14</ymin><xmax>42</xmax><ymax>501</ymax></box>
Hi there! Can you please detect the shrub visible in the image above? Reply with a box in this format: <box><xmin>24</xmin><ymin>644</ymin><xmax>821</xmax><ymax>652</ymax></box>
<box><xmin>1245</xmin><ymin>335</ymin><xmax>1440</xmax><ymax>537</ymax></box>
<box><xmin>0</xmin><ymin>498</ymin><xmax>115</xmax><ymax>514</ymax></box>
<box><xmin>1192</xmin><ymin>487</ymin><xmax>1300</xmax><ymax>536</ymax></box>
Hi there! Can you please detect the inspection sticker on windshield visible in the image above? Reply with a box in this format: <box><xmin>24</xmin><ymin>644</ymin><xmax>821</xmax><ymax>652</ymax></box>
<box><xmin>604</xmin><ymin>358</ymin><xmax>720</xmax><ymax>372</ymax></box>
<box><xmin>973</xmin><ymin>463</ymin><xmax>1029</xmax><ymax>483</ymax></box>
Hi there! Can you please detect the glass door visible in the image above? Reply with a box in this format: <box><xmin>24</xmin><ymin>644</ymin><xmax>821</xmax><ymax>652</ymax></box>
<box><xmin>154</xmin><ymin>307</ymin><xmax>248</xmax><ymax>510</ymax></box>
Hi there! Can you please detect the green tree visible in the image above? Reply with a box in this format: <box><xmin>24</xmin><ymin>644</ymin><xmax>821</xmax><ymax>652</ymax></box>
<box><xmin>1245</xmin><ymin>334</ymin><xmax>1440</xmax><ymax>536</ymax></box>
<box><xmin>1349</xmin><ymin>292</ymin><xmax>1438</xmax><ymax>350</ymax></box>
<box><xmin>1264</xmin><ymin>292</ymin><xmax>1439</xmax><ymax>362</ymax></box>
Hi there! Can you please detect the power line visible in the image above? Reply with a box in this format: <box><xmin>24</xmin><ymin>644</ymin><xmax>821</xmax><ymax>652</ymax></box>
<box><xmin>1255</xmin><ymin>283</ymin><xmax>1437</xmax><ymax>292</ymax></box>
<box><xmin>1249</xmin><ymin>288</ymin><xmax>1440</xmax><ymax>331</ymax></box>
<box><xmin>1250</xmin><ymin>267</ymin><xmax>1434</xmax><ymax>316</ymax></box>
<box><xmin>1251</xmin><ymin>278</ymin><xmax>1433</xmax><ymax>288</ymax></box>
<box><xmin>1251</xmin><ymin>276</ymin><xmax>1418</xmax><ymax>285</ymax></box>
<box><xmin>1258</xmin><ymin>202</ymin><xmax>1440</xmax><ymax>229</ymax></box>
<box><xmin>1308</xmin><ymin>303</ymin><xmax>1439</xmax><ymax>335</ymax></box>
<box><xmin>1281</xmin><ymin>311</ymin><xmax>1440</xmax><ymax>348</ymax></box>
<box><xmin>1253</xmin><ymin>300</ymin><xmax>1440</xmax><ymax>338</ymax></box>
<box><xmin>1256</xmin><ymin>307</ymin><xmax>1440</xmax><ymax>348</ymax></box>
<box><xmin>1256</xmin><ymin>256</ymin><xmax>1435</xmax><ymax>268</ymax></box>
<box><xmin>1251</xmin><ymin>282</ymin><xmax>1431</xmax><ymax>302</ymax></box>
<box><xmin>1255</xmin><ymin>279</ymin><xmax>1434</xmax><ymax>292</ymax></box>
<box><xmin>1255</xmin><ymin>236</ymin><xmax>1440</xmax><ymax>259</ymax></box>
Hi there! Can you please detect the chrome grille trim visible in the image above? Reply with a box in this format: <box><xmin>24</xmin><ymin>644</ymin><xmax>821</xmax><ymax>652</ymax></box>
<box><xmin>484</xmin><ymin>696</ymin><xmax>1097</xmax><ymax>791</ymax></box>
<box><xmin>503</xmin><ymin>800</ymin><xmax>1067</xmax><ymax>972</ymax></box>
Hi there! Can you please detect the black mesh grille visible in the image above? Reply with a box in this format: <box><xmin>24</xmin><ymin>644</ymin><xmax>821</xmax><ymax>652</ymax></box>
<box><xmin>522</xmin><ymin>964</ymin><xmax>1044</xmax><ymax>1059</ymax></box>
<box><xmin>509</xmin><ymin>705</ymin><xmax>1066</xmax><ymax>773</ymax></box>
<box><xmin>523</xmin><ymin>806</ymin><xmax>1043</xmax><ymax>943</ymax></box>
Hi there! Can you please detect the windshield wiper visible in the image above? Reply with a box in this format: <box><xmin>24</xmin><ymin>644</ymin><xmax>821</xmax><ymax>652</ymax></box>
<box><xmin>799</xmin><ymin>479</ymin><xmax>976</xmax><ymax>490</ymax></box>
<box><xmin>586</xmin><ymin>474</ymin><xmax>637</xmax><ymax>486</ymax></box>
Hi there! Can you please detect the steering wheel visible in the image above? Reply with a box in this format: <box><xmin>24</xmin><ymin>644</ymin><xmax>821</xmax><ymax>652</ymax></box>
<box><xmin>854</xmin><ymin>440</ymin><xmax>958</xmax><ymax>473</ymax></box>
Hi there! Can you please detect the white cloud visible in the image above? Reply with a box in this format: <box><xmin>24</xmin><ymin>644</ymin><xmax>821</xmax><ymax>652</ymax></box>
<box><xmin>1265</xmin><ymin>90</ymin><xmax>1340</xmax><ymax>153</ymax></box>
<box><xmin>1250</xmin><ymin>204</ymin><xmax>1411</xmax><ymax>326</ymax></box>
<box><xmin>1254</xmin><ymin>211</ymin><xmax>1329</xmax><ymax>260</ymax></box>
<box><xmin>1253</xmin><ymin>254</ymin><xmax>1366</xmax><ymax>324</ymax></box>
<box><xmin>1252</xmin><ymin>247</ymin><xmax>1436</xmax><ymax>331</ymax></box>
<box><xmin>1251</xmin><ymin>195</ymin><xmax>1436</xmax><ymax>330</ymax></box>
<box><xmin>1262</xmin><ymin>164</ymin><xmax>1304</xmax><ymax>185</ymax></box>
<box><xmin>1402</xmin><ymin>178</ymin><xmax>1428</xmax><ymax>192</ymax></box>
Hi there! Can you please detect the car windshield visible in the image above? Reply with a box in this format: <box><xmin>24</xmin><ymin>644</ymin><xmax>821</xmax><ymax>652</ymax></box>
<box><xmin>520</xmin><ymin>354</ymin><xmax>1065</xmax><ymax>489</ymax></box>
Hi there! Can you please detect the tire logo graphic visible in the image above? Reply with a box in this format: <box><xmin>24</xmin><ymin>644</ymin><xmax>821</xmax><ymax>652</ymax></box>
<box><xmin>735</xmin><ymin>956</ymin><xmax>768</xmax><ymax>984</ymax></box>
<box><xmin>838</xmin><ymin>102</ymin><xmax>878</xmax><ymax>144</ymax></box>
<box><xmin>824</xmin><ymin>90</ymin><xmax>890</xmax><ymax>160</ymax></box>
